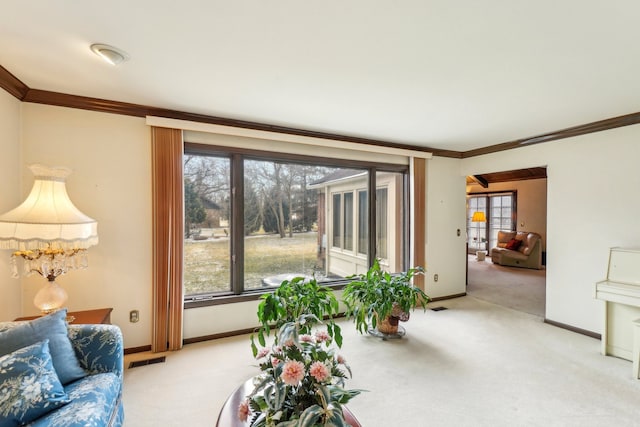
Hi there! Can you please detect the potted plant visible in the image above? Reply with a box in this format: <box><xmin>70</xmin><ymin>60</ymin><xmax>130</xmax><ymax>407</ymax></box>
<box><xmin>252</xmin><ymin>275</ymin><xmax>343</xmax><ymax>356</ymax></box>
<box><xmin>242</xmin><ymin>277</ymin><xmax>362</xmax><ymax>426</ymax></box>
<box><xmin>343</xmin><ymin>259</ymin><xmax>429</xmax><ymax>336</ymax></box>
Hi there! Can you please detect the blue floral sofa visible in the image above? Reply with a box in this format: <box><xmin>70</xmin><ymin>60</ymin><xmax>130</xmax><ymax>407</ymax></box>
<box><xmin>0</xmin><ymin>309</ymin><xmax>124</xmax><ymax>427</ymax></box>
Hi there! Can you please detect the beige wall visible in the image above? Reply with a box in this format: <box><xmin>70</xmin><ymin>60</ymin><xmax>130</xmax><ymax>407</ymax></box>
<box><xmin>3</xmin><ymin>101</ymin><xmax>419</xmax><ymax>347</ymax></box>
<box><xmin>0</xmin><ymin>89</ymin><xmax>22</xmax><ymax>320</ymax></box>
<box><xmin>8</xmin><ymin>91</ymin><xmax>635</xmax><ymax>348</ymax></box>
<box><xmin>461</xmin><ymin>124</ymin><xmax>640</xmax><ymax>333</ymax></box>
<box><xmin>467</xmin><ymin>178</ymin><xmax>547</xmax><ymax>251</ymax></box>
<box><xmin>17</xmin><ymin>104</ymin><xmax>152</xmax><ymax>348</ymax></box>
<box><xmin>425</xmin><ymin>156</ymin><xmax>467</xmax><ymax>299</ymax></box>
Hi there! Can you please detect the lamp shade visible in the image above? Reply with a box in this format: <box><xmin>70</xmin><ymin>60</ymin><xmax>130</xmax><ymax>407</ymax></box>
<box><xmin>0</xmin><ymin>164</ymin><xmax>98</xmax><ymax>251</ymax></box>
<box><xmin>471</xmin><ymin>211</ymin><xmax>486</xmax><ymax>222</ymax></box>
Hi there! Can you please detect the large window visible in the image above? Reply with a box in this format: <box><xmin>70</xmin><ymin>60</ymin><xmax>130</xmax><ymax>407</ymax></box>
<box><xmin>183</xmin><ymin>145</ymin><xmax>409</xmax><ymax>301</ymax></box>
<box><xmin>467</xmin><ymin>192</ymin><xmax>516</xmax><ymax>253</ymax></box>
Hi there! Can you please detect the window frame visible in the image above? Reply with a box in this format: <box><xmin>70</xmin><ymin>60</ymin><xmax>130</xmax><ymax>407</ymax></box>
<box><xmin>466</xmin><ymin>191</ymin><xmax>517</xmax><ymax>253</ymax></box>
<box><xmin>357</xmin><ymin>189</ymin><xmax>368</xmax><ymax>256</ymax></box>
<box><xmin>376</xmin><ymin>187</ymin><xmax>389</xmax><ymax>260</ymax></box>
<box><xmin>183</xmin><ymin>142</ymin><xmax>410</xmax><ymax>308</ymax></box>
<box><xmin>331</xmin><ymin>193</ymin><xmax>342</xmax><ymax>250</ymax></box>
<box><xmin>343</xmin><ymin>191</ymin><xmax>354</xmax><ymax>251</ymax></box>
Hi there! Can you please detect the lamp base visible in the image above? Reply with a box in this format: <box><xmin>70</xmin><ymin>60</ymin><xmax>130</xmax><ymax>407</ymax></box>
<box><xmin>34</xmin><ymin>280</ymin><xmax>68</xmax><ymax>314</ymax></box>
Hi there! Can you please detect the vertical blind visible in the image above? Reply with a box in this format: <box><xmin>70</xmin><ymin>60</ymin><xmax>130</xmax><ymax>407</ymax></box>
<box><xmin>411</xmin><ymin>157</ymin><xmax>426</xmax><ymax>289</ymax></box>
<box><xmin>151</xmin><ymin>126</ymin><xmax>184</xmax><ymax>352</ymax></box>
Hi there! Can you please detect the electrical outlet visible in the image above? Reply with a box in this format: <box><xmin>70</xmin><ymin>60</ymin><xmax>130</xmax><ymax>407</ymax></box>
<box><xmin>130</xmin><ymin>310</ymin><xmax>139</xmax><ymax>323</ymax></box>
<box><xmin>434</xmin><ymin>274</ymin><xmax>439</xmax><ymax>282</ymax></box>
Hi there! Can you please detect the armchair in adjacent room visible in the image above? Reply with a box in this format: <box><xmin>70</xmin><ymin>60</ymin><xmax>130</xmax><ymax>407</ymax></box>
<box><xmin>491</xmin><ymin>231</ymin><xmax>543</xmax><ymax>270</ymax></box>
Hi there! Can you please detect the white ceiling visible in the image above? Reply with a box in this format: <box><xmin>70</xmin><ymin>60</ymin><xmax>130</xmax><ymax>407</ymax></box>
<box><xmin>2</xmin><ymin>1</ymin><xmax>640</xmax><ymax>152</ymax></box>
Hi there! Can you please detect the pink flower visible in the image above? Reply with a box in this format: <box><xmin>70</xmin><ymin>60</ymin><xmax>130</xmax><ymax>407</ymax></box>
<box><xmin>309</xmin><ymin>361</ymin><xmax>330</xmax><ymax>382</ymax></box>
<box><xmin>238</xmin><ymin>399</ymin><xmax>250</xmax><ymax>422</ymax></box>
<box><xmin>315</xmin><ymin>330</ymin><xmax>330</xmax><ymax>343</ymax></box>
<box><xmin>256</xmin><ymin>348</ymin><xmax>270</xmax><ymax>359</ymax></box>
<box><xmin>300</xmin><ymin>334</ymin><xmax>314</xmax><ymax>343</ymax></box>
<box><xmin>283</xmin><ymin>338</ymin><xmax>295</xmax><ymax>347</ymax></box>
<box><xmin>336</xmin><ymin>354</ymin><xmax>346</xmax><ymax>365</ymax></box>
<box><xmin>271</xmin><ymin>357</ymin><xmax>281</xmax><ymax>367</ymax></box>
<box><xmin>281</xmin><ymin>360</ymin><xmax>305</xmax><ymax>385</ymax></box>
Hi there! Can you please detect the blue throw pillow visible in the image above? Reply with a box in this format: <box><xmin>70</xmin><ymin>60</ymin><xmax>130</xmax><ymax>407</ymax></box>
<box><xmin>0</xmin><ymin>309</ymin><xmax>86</xmax><ymax>384</ymax></box>
<box><xmin>0</xmin><ymin>340</ymin><xmax>70</xmax><ymax>427</ymax></box>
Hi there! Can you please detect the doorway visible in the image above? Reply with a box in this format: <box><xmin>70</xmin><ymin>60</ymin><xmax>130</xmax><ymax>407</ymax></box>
<box><xmin>465</xmin><ymin>168</ymin><xmax>547</xmax><ymax>317</ymax></box>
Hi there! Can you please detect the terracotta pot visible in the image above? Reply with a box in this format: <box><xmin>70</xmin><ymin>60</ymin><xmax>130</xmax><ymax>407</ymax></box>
<box><xmin>391</xmin><ymin>302</ymin><xmax>410</xmax><ymax>322</ymax></box>
<box><xmin>376</xmin><ymin>314</ymin><xmax>399</xmax><ymax>334</ymax></box>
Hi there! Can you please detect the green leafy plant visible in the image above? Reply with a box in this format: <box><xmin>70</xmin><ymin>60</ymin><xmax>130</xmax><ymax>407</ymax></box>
<box><xmin>244</xmin><ymin>277</ymin><xmax>359</xmax><ymax>426</ymax></box>
<box><xmin>252</xmin><ymin>276</ymin><xmax>342</xmax><ymax>356</ymax></box>
<box><xmin>343</xmin><ymin>259</ymin><xmax>429</xmax><ymax>334</ymax></box>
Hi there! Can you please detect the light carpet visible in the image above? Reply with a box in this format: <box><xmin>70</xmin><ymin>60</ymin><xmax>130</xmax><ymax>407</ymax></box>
<box><xmin>466</xmin><ymin>255</ymin><xmax>546</xmax><ymax>317</ymax></box>
<box><xmin>123</xmin><ymin>297</ymin><xmax>640</xmax><ymax>426</ymax></box>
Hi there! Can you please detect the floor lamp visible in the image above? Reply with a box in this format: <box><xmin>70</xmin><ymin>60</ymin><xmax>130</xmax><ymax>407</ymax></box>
<box><xmin>0</xmin><ymin>164</ymin><xmax>98</xmax><ymax>314</ymax></box>
<box><xmin>471</xmin><ymin>211</ymin><xmax>487</xmax><ymax>261</ymax></box>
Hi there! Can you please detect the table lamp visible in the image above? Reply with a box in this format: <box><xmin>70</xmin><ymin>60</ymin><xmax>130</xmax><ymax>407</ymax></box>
<box><xmin>0</xmin><ymin>164</ymin><xmax>98</xmax><ymax>314</ymax></box>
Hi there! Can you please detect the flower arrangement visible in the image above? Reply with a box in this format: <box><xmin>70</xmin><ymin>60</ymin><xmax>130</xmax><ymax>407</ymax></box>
<box><xmin>240</xmin><ymin>314</ymin><xmax>362</xmax><ymax>427</ymax></box>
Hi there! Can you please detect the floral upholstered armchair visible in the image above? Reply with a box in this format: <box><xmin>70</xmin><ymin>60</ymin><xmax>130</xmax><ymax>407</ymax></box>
<box><xmin>0</xmin><ymin>309</ymin><xmax>124</xmax><ymax>427</ymax></box>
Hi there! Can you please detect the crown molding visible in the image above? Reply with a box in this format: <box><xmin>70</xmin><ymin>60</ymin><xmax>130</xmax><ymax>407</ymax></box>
<box><xmin>20</xmin><ymin>88</ymin><xmax>452</xmax><ymax>157</ymax></box>
<box><xmin>3</xmin><ymin>63</ymin><xmax>639</xmax><ymax>159</ymax></box>
<box><xmin>0</xmin><ymin>65</ymin><xmax>28</xmax><ymax>100</ymax></box>
<box><xmin>462</xmin><ymin>111</ymin><xmax>640</xmax><ymax>158</ymax></box>
<box><xmin>0</xmin><ymin>64</ymin><xmax>456</xmax><ymax>158</ymax></box>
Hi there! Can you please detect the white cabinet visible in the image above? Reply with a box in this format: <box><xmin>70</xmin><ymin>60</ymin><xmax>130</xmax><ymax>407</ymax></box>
<box><xmin>595</xmin><ymin>247</ymin><xmax>640</xmax><ymax>363</ymax></box>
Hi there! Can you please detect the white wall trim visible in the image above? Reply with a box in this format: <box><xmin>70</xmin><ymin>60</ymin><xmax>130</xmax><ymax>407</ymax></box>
<box><xmin>146</xmin><ymin>116</ymin><xmax>433</xmax><ymax>160</ymax></box>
